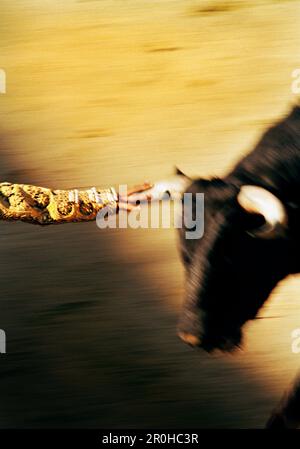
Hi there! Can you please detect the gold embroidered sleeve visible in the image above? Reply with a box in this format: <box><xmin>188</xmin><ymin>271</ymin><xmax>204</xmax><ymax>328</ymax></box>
<box><xmin>0</xmin><ymin>182</ymin><xmax>118</xmax><ymax>225</ymax></box>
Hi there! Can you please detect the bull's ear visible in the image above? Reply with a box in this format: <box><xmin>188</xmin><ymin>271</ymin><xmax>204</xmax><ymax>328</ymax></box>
<box><xmin>175</xmin><ymin>166</ymin><xmax>192</xmax><ymax>179</ymax></box>
<box><xmin>175</xmin><ymin>167</ymin><xmax>215</xmax><ymax>186</ymax></box>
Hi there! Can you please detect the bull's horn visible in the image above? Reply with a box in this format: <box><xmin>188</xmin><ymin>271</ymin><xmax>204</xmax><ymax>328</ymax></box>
<box><xmin>237</xmin><ymin>185</ymin><xmax>288</xmax><ymax>239</ymax></box>
<box><xmin>143</xmin><ymin>170</ymin><xmax>191</xmax><ymax>201</ymax></box>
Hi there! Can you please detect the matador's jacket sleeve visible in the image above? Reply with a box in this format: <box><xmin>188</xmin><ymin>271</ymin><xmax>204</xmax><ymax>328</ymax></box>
<box><xmin>0</xmin><ymin>182</ymin><xmax>118</xmax><ymax>225</ymax></box>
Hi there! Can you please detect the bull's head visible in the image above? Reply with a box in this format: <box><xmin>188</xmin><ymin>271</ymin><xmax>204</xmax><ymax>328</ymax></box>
<box><xmin>142</xmin><ymin>166</ymin><xmax>293</xmax><ymax>352</ymax></box>
<box><xmin>176</xmin><ymin>175</ymin><xmax>291</xmax><ymax>352</ymax></box>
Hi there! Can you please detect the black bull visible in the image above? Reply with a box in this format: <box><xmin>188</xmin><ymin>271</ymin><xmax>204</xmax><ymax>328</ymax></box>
<box><xmin>177</xmin><ymin>105</ymin><xmax>300</xmax><ymax>428</ymax></box>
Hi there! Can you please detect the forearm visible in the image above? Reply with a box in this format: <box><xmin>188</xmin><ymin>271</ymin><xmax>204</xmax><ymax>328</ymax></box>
<box><xmin>0</xmin><ymin>182</ymin><xmax>118</xmax><ymax>225</ymax></box>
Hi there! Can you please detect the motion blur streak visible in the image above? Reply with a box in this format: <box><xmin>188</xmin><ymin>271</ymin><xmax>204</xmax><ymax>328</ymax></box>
<box><xmin>0</xmin><ymin>0</ymin><xmax>300</xmax><ymax>428</ymax></box>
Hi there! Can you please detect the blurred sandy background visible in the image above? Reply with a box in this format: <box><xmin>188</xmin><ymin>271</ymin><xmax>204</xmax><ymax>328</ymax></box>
<box><xmin>0</xmin><ymin>0</ymin><xmax>300</xmax><ymax>428</ymax></box>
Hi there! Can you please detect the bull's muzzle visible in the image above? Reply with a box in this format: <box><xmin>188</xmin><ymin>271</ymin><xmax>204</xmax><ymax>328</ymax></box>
<box><xmin>178</xmin><ymin>332</ymin><xmax>201</xmax><ymax>347</ymax></box>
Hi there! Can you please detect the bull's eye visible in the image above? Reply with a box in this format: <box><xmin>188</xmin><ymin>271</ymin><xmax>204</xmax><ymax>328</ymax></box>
<box><xmin>163</xmin><ymin>190</ymin><xmax>171</xmax><ymax>198</ymax></box>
